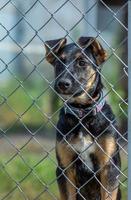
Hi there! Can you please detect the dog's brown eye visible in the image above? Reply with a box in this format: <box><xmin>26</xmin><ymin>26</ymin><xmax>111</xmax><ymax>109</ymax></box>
<box><xmin>78</xmin><ymin>60</ymin><xmax>86</xmax><ymax>66</ymax></box>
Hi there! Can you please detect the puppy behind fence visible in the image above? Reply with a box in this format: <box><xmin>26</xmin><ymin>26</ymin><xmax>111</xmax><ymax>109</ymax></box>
<box><xmin>45</xmin><ymin>37</ymin><xmax>121</xmax><ymax>200</ymax></box>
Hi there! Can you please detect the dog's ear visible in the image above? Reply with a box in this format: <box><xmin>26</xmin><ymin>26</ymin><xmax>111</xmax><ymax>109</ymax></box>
<box><xmin>78</xmin><ymin>37</ymin><xmax>107</xmax><ymax>65</ymax></box>
<box><xmin>44</xmin><ymin>38</ymin><xmax>67</xmax><ymax>64</ymax></box>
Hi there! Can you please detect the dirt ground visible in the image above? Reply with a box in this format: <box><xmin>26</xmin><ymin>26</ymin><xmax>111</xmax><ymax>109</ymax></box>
<box><xmin>0</xmin><ymin>133</ymin><xmax>127</xmax><ymax>159</ymax></box>
<box><xmin>0</xmin><ymin>134</ymin><xmax>55</xmax><ymax>154</ymax></box>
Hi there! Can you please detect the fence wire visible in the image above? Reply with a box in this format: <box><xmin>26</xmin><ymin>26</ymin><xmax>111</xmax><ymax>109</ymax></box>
<box><xmin>0</xmin><ymin>0</ymin><xmax>128</xmax><ymax>200</ymax></box>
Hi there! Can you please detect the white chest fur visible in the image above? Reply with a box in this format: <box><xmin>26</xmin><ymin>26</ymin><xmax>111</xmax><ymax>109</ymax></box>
<box><xmin>70</xmin><ymin>132</ymin><xmax>96</xmax><ymax>171</ymax></box>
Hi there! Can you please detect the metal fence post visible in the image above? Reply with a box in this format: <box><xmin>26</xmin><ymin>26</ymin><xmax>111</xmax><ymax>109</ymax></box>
<box><xmin>128</xmin><ymin>1</ymin><xmax>131</xmax><ymax>199</ymax></box>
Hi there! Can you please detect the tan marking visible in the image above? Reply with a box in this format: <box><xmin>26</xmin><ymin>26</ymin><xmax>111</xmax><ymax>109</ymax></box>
<box><xmin>45</xmin><ymin>52</ymin><xmax>55</xmax><ymax>64</ymax></box>
<box><xmin>77</xmin><ymin>37</ymin><xmax>107</xmax><ymax>65</ymax></box>
<box><xmin>56</xmin><ymin>141</ymin><xmax>77</xmax><ymax>200</ymax></box>
<box><xmin>85</xmin><ymin>68</ymin><xmax>96</xmax><ymax>91</ymax></box>
<box><xmin>57</xmin><ymin>135</ymin><xmax>93</xmax><ymax>200</ymax></box>
<box><xmin>91</xmin><ymin>40</ymin><xmax>107</xmax><ymax>65</ymax></box>
<box><xmin>45</xmin><ymin>38</ymin><xmax>67</xmax><ymax>64</ymax></box>
<box><xmin>96</xmin><ymin>136</ymin><xmax>117</xmax><ymax>200</ymax></box>
<box><xmin>68</xmin><ymin>91</ymin><xmax>99</xmax><ymax>105</ymax></box>
<box><xmin>96</xmin><ymin>136</ymin><xmax>116</xmax><ymax>166</ymax></box>
<box><xmin>101</xmin><ymin>187</ymin><xmax>118</xmax><ymax>200</ymax></box>
<box><xmin>72</xmin><ymin>92</ymin><xmax>89</xmax><ymax>104</ymax></box>
<box><xmin>70</xmin><ymin>67</ymin><xmax>96</xmax><ymax>105</ymax></box>
<box><xmin>111</xmin><ymin>188</ymin><xmax>119</xmax><ymax>200</ymax></box>
<box><xmin>66</xmin><ymin>168</ymin><xmax>77</xmax><ymax>200</ymax></box>
<box><xmin>59</xmin><ymin>188</ymin><xmax>67</xmax><ymax>200</ymax></box>
<box><xmin>56</xmin><ymin>141</ymin><xmax>75</xmax><ymax>168</ymax></box>
<box><xmin>95</xmin><ymin>51</ymin><xmax>107</xmax><ymax>65</ymax></box>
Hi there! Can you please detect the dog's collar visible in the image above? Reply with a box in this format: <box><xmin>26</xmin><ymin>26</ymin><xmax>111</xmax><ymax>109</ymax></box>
<box><xmin>64</xmin><ymin>92</ymin><xmax>106</xmax><ymax>118</ymax></box>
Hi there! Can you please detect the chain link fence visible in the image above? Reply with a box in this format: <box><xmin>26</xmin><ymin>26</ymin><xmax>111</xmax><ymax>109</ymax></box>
<box><xmin>0</xmin><ymin>0</ymin><xmax>128</xmax><ymax>200</ymax></box>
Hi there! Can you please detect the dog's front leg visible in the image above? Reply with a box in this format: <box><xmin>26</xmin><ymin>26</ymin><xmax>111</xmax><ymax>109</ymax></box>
<box><xmin>56</xmin><ymin>167</ymin><xmax>67</xmax><ymax>200</ymax></box>
<box><xmin>56</xmin><ymin>142</ymin><xmax>77</xmax><ymax>200</ymax></box>
<box><xmin>100</xmin><ymin>165</ymin><xmax>118</xmax><ymax>200</ymax></box>
<box><xmin>66</xmin><ymin>167</ymin><xmax>77</xmax><ymax>200</ymax></box>
<box><xmin>56</xmin><ymin>167</ymin><xmax>77</xmax><ymax>200</ymax></box>
<box><xmin>96</xmin><ymin>136</ymin><xmax>120</xmax><ymax>200</ymax></box>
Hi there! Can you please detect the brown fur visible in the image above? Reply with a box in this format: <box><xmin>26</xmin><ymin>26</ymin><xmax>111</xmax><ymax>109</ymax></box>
<box><xmin>85</xmin><ymin>68</ymin><xmax>96</xmax><ymax>91</ymax></box>
<box><xmin>56</xmin><ymin>141</ymin><xmax>75</xmax><ymax>168</ymax></box>
<box><xmin>66</xmin><ymin>168</ymin><xmax>77</xmax><ymax>200</ymax></box>
<box><xmin>78</xmin><ymin>37</ymin><xmax>107</xmax><ymax>65</ymax></box>
<box><xmin>45</xmin><ymin>38</ymin><xmax>67</xmax><ymax>64</ymax></box>
<box><xmin>96</xmin><ymin>136</ymin><xmax>117</xmax><ymax>200</ymax></box>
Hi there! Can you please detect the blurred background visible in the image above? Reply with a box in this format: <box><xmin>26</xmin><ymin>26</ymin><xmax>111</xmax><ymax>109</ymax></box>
<box><xmin>0</xmin><ymin>0</ymin><xmax>128</xmax><ymax>200</ymax></box>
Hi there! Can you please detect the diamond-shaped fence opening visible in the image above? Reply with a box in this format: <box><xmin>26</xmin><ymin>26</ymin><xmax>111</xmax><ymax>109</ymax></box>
<box><xmin>0</xmin><ymin>0</ymin><xmax>128</xmax><ymax>200</ymax></box>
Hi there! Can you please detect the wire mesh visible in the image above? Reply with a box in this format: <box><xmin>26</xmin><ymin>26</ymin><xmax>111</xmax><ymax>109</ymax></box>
<box><xmin>0</xmin><ymin>0</ymin><xmax>128</xmax><ymax>200</ymax></box>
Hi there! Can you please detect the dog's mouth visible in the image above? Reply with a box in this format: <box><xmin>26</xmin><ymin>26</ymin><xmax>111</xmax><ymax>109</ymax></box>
<box><xmin>57</xmin><ymin>89</ymin><xmax>84</xmax><ymax>100</ymax></box>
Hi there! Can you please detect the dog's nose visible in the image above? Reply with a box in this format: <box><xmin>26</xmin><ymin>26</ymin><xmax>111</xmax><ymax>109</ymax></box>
<box><xmin>57</xmin><ymin>79</ymin><xmax>72</xmax><ymax>91</ymax></box>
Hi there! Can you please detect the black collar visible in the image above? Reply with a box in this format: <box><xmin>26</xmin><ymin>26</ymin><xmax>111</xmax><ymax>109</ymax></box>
<box><xmin>64</xmin><ymin>91</ymin><xmax>106</xmax><ymax>118</ymax></box>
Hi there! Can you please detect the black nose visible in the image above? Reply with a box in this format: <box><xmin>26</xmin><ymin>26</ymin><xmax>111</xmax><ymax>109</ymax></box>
<box><xmin>57</xmin><ymin>79</ymin><xmax>72</xmax><ymax>91</ymax></box>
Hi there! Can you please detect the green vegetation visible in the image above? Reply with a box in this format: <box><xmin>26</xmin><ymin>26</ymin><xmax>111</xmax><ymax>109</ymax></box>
<box><xmin>0</xmin><ymin>151</ymin><xmax>127</xmax><ymax>200</ymax></box>
<box><xmin>0</xmin><ymin>152</ymin><xmax>59</xmax><ymax>200</ymax></box>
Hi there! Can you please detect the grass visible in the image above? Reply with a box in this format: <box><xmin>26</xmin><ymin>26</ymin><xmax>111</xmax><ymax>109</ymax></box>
<box><xmin>0</xmin><ymin>150</ymin><xmax>127</xmax><ymax>200</ymax></box>
<box><xmin>0</xmin><ymin>152</ymin><xmax>59</xmax><ymax>200</ymax></box>
<box><xmin>0</xmin><ymin>78</ymin><xmax>62</xmax><ymax>132</ymax></box>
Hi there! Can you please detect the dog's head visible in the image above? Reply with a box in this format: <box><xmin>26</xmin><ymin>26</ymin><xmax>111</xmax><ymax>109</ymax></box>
<box><xmin>45</xmin><ymin>37</ymin><xmax>107</xmax><ymax>104</ymax></box>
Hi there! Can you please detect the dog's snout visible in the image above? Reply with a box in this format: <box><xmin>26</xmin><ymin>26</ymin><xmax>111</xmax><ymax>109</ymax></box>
<box><xmin>57</xmin><ymin>79</ymin><xmax>72</xmax><ymax>91</ymax></box>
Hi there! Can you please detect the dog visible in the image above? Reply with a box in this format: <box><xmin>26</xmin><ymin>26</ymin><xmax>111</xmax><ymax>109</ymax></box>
<box><xmin>44</xmin><ymin>37</ymin><xmax>121</xmax><ymax>200</ymax></box>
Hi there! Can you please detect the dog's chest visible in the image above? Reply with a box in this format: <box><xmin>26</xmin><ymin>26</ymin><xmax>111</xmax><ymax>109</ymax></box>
<box><xmin>70</xmin><ymin>131</ymin><xmax>96</xmax><ymax>170</ymax></box>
